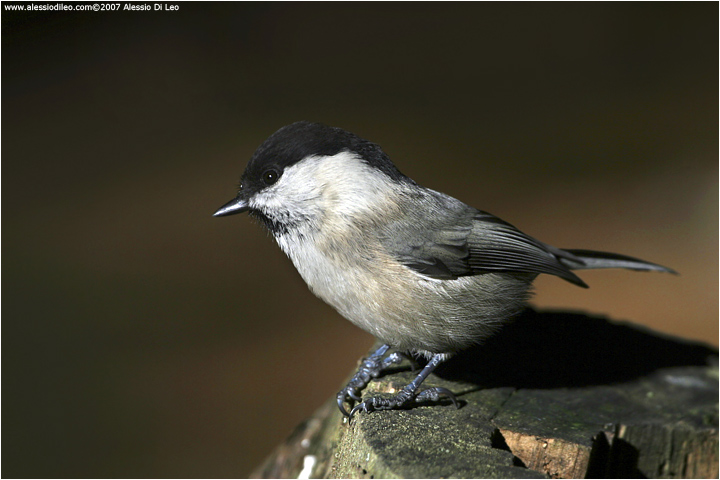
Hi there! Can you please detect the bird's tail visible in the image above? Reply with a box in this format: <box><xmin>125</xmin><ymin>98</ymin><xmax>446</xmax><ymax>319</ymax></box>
<box><xmin>556</xmin><ymin>248</ymin><xmax>677</xmax><ymax>274</ymax></box>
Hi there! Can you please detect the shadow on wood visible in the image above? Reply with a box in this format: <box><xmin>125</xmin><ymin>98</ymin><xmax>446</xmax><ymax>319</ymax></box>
<box><xmin>436</xmin><ymin>308</ymin><xmax>716</xmax><ymax>388</ymax></box>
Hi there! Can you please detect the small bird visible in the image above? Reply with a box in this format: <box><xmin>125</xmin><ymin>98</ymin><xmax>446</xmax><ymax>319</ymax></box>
<box><xmin>214</xmin><ymin>121</ymin><xmax>675</xmax><ymax>418</ymax></box>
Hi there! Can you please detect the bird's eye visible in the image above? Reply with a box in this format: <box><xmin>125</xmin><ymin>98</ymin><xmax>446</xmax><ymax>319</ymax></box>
<box><xmin>263</xmin><ymin>169</ymin><xmax>280</xmax><ymax>185</ymax></box>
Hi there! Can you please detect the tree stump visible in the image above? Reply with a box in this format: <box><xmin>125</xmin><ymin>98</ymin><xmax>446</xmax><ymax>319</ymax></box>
<box><xmin>252</xmin><ymin>310</ymin><xmax>718</xmax><ymax>478</ymax></box>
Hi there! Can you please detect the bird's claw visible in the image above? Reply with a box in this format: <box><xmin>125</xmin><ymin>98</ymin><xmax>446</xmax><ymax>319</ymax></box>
<box><xmin>337</xmin><ymin>388</ymin><xmax>362</xmax><ymax>416</ymax></box>
<box><xmin>337</xmin><ymin>347</ymin><xmax>405</xmax><ymax>416</ymax></box>
<box><xmin>417</xmin><ymin>387</ymin><xmax>459</xmax><ymax>408</ymax></box>
<box><xmin>337</xmin><ymin>347</ymin><xmax>455</xmax><ymax>419</ymax></box>
<box><xmin>348</xmin><ymin>386</ymin><xmax>459</xmax><ymax>420</ymax></box>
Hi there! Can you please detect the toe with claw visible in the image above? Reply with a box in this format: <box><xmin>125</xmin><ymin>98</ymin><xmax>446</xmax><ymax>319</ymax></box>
<box><xmin>337</xmin><ymin>344</ymin><xmax>404</xmax><ymax>416</ymax></box>
<box><xmin>349</xmin><ymin>386</ymin><xmax>459</xmax><ymax>419</ymax></box>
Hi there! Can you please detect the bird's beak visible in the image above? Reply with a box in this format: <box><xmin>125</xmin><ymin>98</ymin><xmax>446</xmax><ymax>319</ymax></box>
<box><xmin>213</xmin><ymin>195</ymin><xmax>250</xmax><ymax>217</ymax></box>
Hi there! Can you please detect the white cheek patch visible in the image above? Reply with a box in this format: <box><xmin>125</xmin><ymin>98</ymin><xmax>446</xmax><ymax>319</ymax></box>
<box><xmin>249</xmin><ymin>168</ymin><xmax>323</xmax><ymax>225</ymax></box>
<box><xmin>249</xmin><ymin>186</ymin><xmax>289</xmax><ymax>212</ymax></box>
<box><xmin>249</xmin><ymin>151</ymin><xmax>396</xmax><ymax>223</ymax></box>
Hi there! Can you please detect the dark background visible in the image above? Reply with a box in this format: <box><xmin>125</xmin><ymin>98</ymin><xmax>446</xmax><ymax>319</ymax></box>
<box><xmin>3</xmin><ymin>2</ymin><xmax>717</xmax><ymax>477</ymax></box>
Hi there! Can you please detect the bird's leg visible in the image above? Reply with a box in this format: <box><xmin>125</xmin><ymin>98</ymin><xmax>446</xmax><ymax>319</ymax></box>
<box><xmin>349</xmin><ymin>353</ymin><xmax>458</xmax><ymax>418</ymax></box>
<box><xmin>337</xmin><ymin>344</ymin><xmax>404</xmax><ymax>416</ymax></box>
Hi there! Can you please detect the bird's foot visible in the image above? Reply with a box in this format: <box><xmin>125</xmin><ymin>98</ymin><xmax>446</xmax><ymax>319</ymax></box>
<box><xmin>349</xmin><ymin>386</ymin><xmax>458</xmax><ymax>418</ymax></box>
<box><xmin>337</xmin><ymin>344</ymin><xmax>404</xmax><ymax>416</ymax></box>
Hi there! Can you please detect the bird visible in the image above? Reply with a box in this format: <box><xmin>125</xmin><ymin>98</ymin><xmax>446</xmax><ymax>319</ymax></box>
<box><xmin>213</xmin><ymin>121</ymin><xmax>675</xmax><ymax>418</ymax></box>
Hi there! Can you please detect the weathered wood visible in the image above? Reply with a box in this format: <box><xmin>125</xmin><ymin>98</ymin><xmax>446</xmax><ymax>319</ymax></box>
<box><xmin>251</xmin><ymin>310</ymin><xmax>718</xmax><ymax>479</ymax></box>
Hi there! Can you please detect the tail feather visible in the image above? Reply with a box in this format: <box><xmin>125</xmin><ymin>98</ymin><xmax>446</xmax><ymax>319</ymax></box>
<box><xmin>558</xmin><ymin>249</ymin><xmax>677</xmax><ymax>274</ymax></box>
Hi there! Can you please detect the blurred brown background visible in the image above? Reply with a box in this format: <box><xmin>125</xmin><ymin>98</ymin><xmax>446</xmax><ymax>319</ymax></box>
<box><xmin>3</xmin><ymin>3</ymin><xmax>717</xmax><ymax>477</ymax></box>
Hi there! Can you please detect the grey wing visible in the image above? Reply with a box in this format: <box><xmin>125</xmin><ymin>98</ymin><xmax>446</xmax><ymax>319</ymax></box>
<box><xmin>391</xmin><ymin>218</ymin><xmax>474</xmax><ymax>280</ymax></box>
<box><xmin>381</xmin><ymin>190</ymin><xmax>475</xmax><ymax>280</ymax></box>
<box><xmin>382</xmin><ymin>191</ymin><xmax>587</xmax><ymax>286</ymax></box>
<box><xmin>465</xmin><ymin>212</ymin><xmax>587</xmax><ymax>287</ymax></box>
